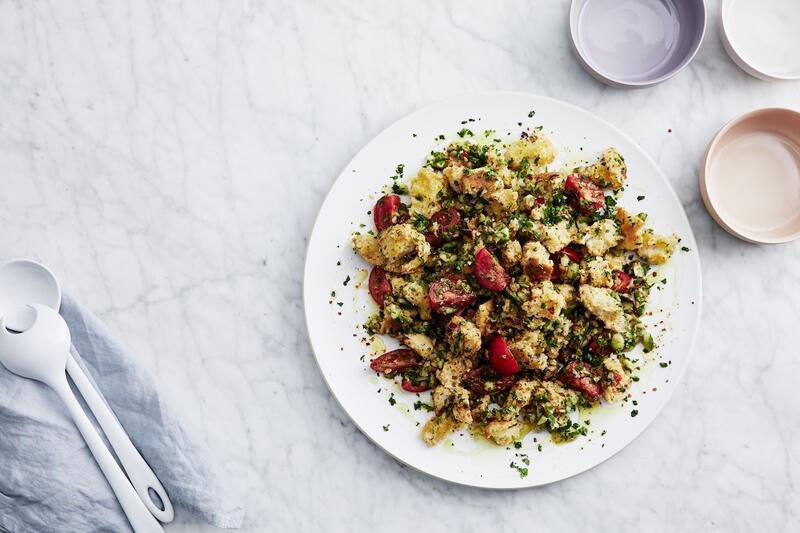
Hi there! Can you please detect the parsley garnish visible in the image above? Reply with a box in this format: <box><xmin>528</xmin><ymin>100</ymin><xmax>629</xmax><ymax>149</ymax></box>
<box><xmin>510</xmin><ymin>461</ymin><xmax>529</xmax><ymax>478</ymax></box>
<box><xmin>413</xmin><ymin>400</ymin><xmax>434</xmax><ymax>412</ymax></box>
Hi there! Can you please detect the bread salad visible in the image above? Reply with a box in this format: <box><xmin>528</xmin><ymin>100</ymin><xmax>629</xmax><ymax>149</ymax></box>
<box><xmin>351</xmin><ymin>128</ymin><xmax>679</xmax><ymax>447</ymax></box>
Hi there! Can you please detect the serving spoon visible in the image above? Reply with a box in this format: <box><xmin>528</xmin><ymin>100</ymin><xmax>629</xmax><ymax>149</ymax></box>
<box><xmin>0</xmin><ymin>259</ymin><xmax>174</xmax><ymax>525</ymax></box>
<box><xmin>0</xmin><ymin>303</ymin><xmax>164</xmax><ymax>533</ymax></box>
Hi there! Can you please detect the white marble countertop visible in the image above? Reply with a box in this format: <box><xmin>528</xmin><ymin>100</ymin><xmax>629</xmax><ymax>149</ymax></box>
<box><xmin>1</xmin><ymin>0</ymin><xmax>798</xmax><ymax>531</ymax></box>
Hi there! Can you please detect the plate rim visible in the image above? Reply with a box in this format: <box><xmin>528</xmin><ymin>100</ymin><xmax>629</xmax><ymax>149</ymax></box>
<box><xmin>303</xmin><ymin>90</ymin><xmax>704</xmax><ymax>489</ymax></box>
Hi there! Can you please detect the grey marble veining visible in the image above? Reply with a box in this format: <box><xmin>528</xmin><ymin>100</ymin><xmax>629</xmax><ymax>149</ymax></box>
<box><xmin>0</xmin><ymin>0</ymin><xmax>798</xmax><ymax>531</ymax></box>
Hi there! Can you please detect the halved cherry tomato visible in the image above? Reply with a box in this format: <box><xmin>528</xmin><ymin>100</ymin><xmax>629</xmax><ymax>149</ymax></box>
<box><xmin>368</xmin><ymin>267</ymin><xmax>391</xmax><ymax>307</ymax></box>
<box><xmin>369</xmin><ymin>349</ymin><xmax>421</xmax><ymax>373</ymax></box>
<box><xmin>462</xmin><ymin>366</ymin><xmax>515</xmax><ymax>395</ymax></box>
<box><xmin>560</xmin><ymin>361</ymin><xmax>602</xmax><ymax>399</ymax></box>
<box><xmin>550</xmin><ymin>245</ymin><xmax>583</xmax><ymax>280</ymax></box>
<box><xmin>560</xmin><ymin>245</ymin><xmax>583</xmax><ymax>263</ymax></box>
<box><xmin>401</xmin><ymin>378</ymin><xmax>431</xmax><ymax>393</ymax></box>
<box><xmin>373</xmin><ymin>195</ymin><xmax>402</xmax><ymax>231</ymax></box>
<box><xmin>488</xmin><ymin>335</ymin><xmax>519</xmax><ymax>375</ymax></box>
<box><xmin>612</xmin><ymin>270</ymin><xmax>632</xmax><ymax>292</ymax></box>
<box><xmin>565</xmin><ymin>173</ymin><xmax>606</xmax><ymax>213</ymax></box>
<box><xmin>474</xmin><ymin>248</ymin><xmax>510</xmax><ymax>291</ymax></box>
<box><xmin>588</xmin><ymin>337</ymin><xmax>611</xmax><ymax>357</ymax></box>
<box><xmin>428</xmin><ymin>278</ymin><xmax>476</xmax><ymax>314</ymax></box>
<box><xmin>426</xmin><ymin>208</ymin><xmax>461</xmax><ymax>247</ymax></box>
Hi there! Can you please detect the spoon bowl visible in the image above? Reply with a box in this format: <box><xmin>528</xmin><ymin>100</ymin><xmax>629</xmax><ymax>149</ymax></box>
<box><xmin>0</xmin><ymin>304</ymin><xmax>71</xmax><ymax>382</ymax></box>
<box><xmin>0</xmin><ymin>259</ymin><xmax>61</xmax><ymax>327</ymax></box>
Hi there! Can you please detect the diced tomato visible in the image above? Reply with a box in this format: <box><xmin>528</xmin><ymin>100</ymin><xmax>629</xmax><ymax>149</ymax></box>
<box><xmin>560</xmin><ymin>361</ymin><xmax>602</xmax><ymax>399</ymax></box>
<box><xmin>373</xmin><ymin>195</ymin><xmax>402</xmax><ymax>231</ymax></box>
<box><xmin>369</xmin><ymin>349</ymin><xmax>421</xmax><ymax>373</ymax></box>
<box><xmin>462</xmin><ymin>366</ymin><xmax>515</xmax><ymax>395</ymax></box>
<box><xmin>428</xmin><ymin>278</ymin><xmax>476</xmax><ymax>314</ymax></box>
<box><xmin>488</xmin><ymin>335</ymin><xmax>519</xmax><ymax>375</ymax></box>
<box><xmin>612</xmin><ymin>271</ymin><xmax>632</xmax><ymax>292</ymax></box>
<box><xmin>426</xmin><ymin>208</ymin><xmax>461</xmax><ymax>247</ymax></box>
<box><xmin>401</xmin><ymin>378</ymin><xmax>431</xmax><ymax>393</ymax></box>
<box><xmin>565</xmin><ymin>173</ymin><xmax>606</xmax><ymax>213</ymax></box>
<box><xmin>368</xmin><ymin>267</ymin><xmax>391</xmax><ymax>307</ymax></box>
<box><xmin>474</xmin><ymin>248</ymin><xmax>510</xmax><ymax>291</ymax></box>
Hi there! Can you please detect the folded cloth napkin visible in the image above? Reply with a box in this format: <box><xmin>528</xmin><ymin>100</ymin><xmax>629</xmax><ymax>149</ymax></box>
<box><xmin>0</xmin><ymin>291</ymin><xmax>244</xmax><ymax>532</ymax></box>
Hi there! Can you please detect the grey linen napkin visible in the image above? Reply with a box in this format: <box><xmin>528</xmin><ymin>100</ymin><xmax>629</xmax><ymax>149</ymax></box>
<box><xmin>0</xmin><ymin>292</ymin><xmax>244</xmax><ymax>532</ymax></box>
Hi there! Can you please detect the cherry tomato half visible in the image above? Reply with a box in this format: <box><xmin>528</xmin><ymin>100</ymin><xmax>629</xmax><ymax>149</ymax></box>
<box><xmin>462</xmin><ymin>366</ymin><xmax>515</xmax><ymax>395</ymax></box>
<box><xmin>426</xmin><ymin>208</ymin><xmax>461</xmax><ymax>247</ymax></box>
<box><xmin>588</xmin><ymin>338</ymin><xmax>611</xmax><ymax>357</ymax></box>
<box><xmin>488</xmin><ymin>335</ymin><xmax>519</xmax><ymax>375</ymax></box>
<box><xmin>368</xmin><ymin>267</ymin><xmax>391</xmax><ymax>307</ymax></box>
<box><xmin>373</xmin><ymin>195</ymin><xmax>402</xmax><ymax>232</ymax></box>
<box><xmin>612</xmin><ymin>271</ymin><xmax>632</xmax><ymax>292</ymax></box>
<box><xmin>474</xmin><ymin>248</ymin><xmax>510</xmax><ymax>292</ymax></box>
<box><xmin>428</xmin><ymin>278</ymin><xmax>476</xmax><ymax>314</ymax></box>
<box><xmin>560</xmin><ymin>361</ymin><xmax>602</xmax><ymax>399</ymax></box>
<box><xmin>401</xmin><ymin>378</ymin><xmax>431</xmax><ymax>393</ymax></box>
<box><xmin>369</xmin><ymin>349</ymin><xmax>421</xmax><ymax>373</ymax></box>
<box><xmin>550</xmin><ymin>245</ymin><xmax>583</xmax><ymax>281</ymax></box>
<box><xmin>565</xmin><ymin>173</ymin><xmax>606</xmax><ymax>214</ymax></box>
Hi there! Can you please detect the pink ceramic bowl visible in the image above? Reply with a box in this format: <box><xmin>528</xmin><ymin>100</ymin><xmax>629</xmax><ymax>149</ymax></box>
<box><xmin>700</xmin><ymin>108</ymin><xmax>800</xmax><ymax>244</ymax></box>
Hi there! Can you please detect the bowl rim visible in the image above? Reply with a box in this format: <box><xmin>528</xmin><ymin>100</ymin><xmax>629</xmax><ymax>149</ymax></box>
<box><xmin>699</xmin><ymin>107</ymin><xmax>800</xmax><ymax>244</ymax></box>
<box><xmin>569</xmin><ymin>0</ymin><xmax>707</xmax><ymax>88</ymax></box>
<box><xmin>719</xmin><ymin>0</ymin><xmax>800</xmax><ymax>81</ymax></box>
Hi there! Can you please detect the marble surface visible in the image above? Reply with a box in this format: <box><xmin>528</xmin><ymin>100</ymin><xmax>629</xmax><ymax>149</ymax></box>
<box><xmin>1</xmin><ymin>0</ymin><xmax>798</xmax><ymax>531</ymax></box>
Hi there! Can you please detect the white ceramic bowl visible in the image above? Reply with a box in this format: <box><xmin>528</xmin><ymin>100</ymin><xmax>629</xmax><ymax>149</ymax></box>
<box><xmin>720</xmin><ymin>0</ymin><xmax>800</xmax><ymax>81</ymax></box>
<box><xmin>700</xmin><ymin>108</ymin><xmax>800</xmax><ymax>243</ymax></box>
<box><xmin>305</xmin><ymin>92</ymin><xmax>703</xmax><ymax>488</ymax></box>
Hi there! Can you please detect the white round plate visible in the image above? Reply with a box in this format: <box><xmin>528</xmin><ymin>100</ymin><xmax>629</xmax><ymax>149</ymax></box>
<box><xmin>304</xmin><ymin>92</ymin><xmax>702</xmax><ymax>488</ymax></box>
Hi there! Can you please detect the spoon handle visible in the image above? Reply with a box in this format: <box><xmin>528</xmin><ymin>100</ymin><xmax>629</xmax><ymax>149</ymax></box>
<box><xmin>50</xmin><ymin>374</ymin><xmax>165</xmax><ymax>533</ymax></box>
<box><xmin>66</xmin><ymin>352</ymin><xmax>174</xmax><ymax>523</ymax></box>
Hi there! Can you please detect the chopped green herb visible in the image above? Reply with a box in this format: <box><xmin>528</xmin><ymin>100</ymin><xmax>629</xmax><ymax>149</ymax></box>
<box><xmin>681</xmin><ymin>246</ymin><xmax>690</xmax><ymax>252</ymax></box>
<box><xmin>509</xmin><ymin>461</ymin><xmax>529</xmax><ymax>478</ymax></box>
<box><xmin>413</xmin><ymin>400</ymin><xmax>434</xmax><ymax>412</ymax></box>
<box><xmin>343</xmin><ymin>275</ymin><xmax>351</xmax><ymax>286</ymax></box>
<box><xmin>382</xmin><ymin>424</ymin><xmax>390</xmax><ymax>431</ymax></box>
<box><xmin>659</xmin><ymin>362</ymin><xmax>668</xmax><ymax>368</ymax></box>
<box><xmin>631</xmin><ymin>410</ymin><xmax>639</xmax><ymax>417</ymax></box>
<box><xmin>457</xmin><ymin>128</ymin><xmax>473</xmax><ymax>138</ymax></box>
<box><xmin>528</xmin><ymin>110</ymin><xmax>536</xmax><ymax>118</ymax></box>
<box><xmin>637</xmin><ymin>195</ymin><xmax>645</xmax><ymax>201</ymax></box>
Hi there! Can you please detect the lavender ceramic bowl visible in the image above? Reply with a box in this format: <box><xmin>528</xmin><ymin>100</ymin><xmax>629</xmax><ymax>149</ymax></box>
<box><xmin>570</xmin><ymin>0</ymin><xmax>706</xmax><ymax>88</ymax></box>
